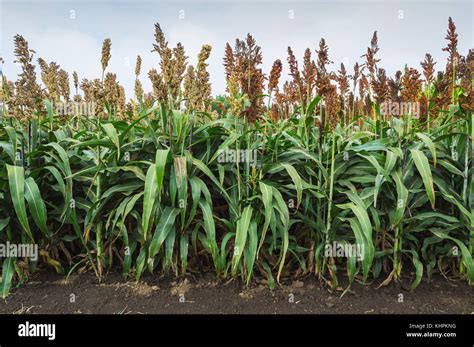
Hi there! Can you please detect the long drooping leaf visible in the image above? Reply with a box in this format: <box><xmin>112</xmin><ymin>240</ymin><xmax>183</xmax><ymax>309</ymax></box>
<box><xmin>257</xmin><ymin>181</ymin><xmax>273</xmax><ymax>256</ymax></box>
<box><xmin>231</xmin><ymin>205</ymin><xmax>253</xmax><ymax>276</ymax></box>
<box><xmin>281</xmin><ymin>163</ymin><xmax>303</xmax><ymax>207</ymax></box>
<box><xmin>337</xmin><ymin>199</ymin><xmax>374</xmax><ymax>280</ymax></box>
<box><xmin>6</xmin><ymin>164</ymin><xmax>32</xmax><ymax>240</ymax></box>
<box><xmin>402</xmin><ymin>249</ymin><xmax>424</xmax><ymax>290</ymax></box>
<box><xmin>348</xmin><ymin>218</ymin><xmax>371</xmax><ymax>280</ymax></box>
<box><xmin>416</xmin><ymin>132</ymin><xmax>436</xmax><ymax>167</ymax></box>
<box><xmin>191</xmin><ymin>156</ymin><xmax>236</xmax><ymax>216</ymax></box>
<box><xmin>391</xmin><ymin>170</ymin><xmax>408</xmax><ymax>228</ymax></box>
<box><xmin>198</xmin><ymin>199</ymin><xmax>219</xmax><ymax>270</ymax></box>
<box><xmin>410</xmin><ymin>149</ymin><xmax>435</xmax><ymax>208</ymax></box>
<box><xmin>141</xmin><ymin>163</ymin><xmax>157</xmax><ymax>241</ymax></box>
<box><xmin>24</xmin><ymin>177</ymin><xmax>50</xmax><ymax>238</ymax></box>
<box><xmin>272</xmin><ymin>186</ymin><xmax>290</xmax><ymax>283</ymax></box>
<box><xmin>155</xmin><ymin>149</ymin><xmax>170</xmax><ymax>196</ymax></box>
<box><xmin>245</xmin><ymin>220</ymin><xmax>258</xmax><ymax>284</ymax></box>
<box><xmin>148</xmin><ymin>207</ymin><xmax>180</xmax><ymax>260</ymax></box>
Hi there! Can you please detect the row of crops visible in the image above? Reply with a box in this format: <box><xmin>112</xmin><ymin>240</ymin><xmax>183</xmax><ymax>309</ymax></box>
<box><xmin>0</xmin><ymin>18</ymin><xmax>472</xmax><ymax>297</ymax></box>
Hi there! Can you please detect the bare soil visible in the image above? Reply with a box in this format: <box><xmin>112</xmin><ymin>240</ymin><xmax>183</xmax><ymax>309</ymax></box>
<box><xmin>0</xmin><ymin>272</ymin><xmax>472</xmax><ymax>314</ymax></box>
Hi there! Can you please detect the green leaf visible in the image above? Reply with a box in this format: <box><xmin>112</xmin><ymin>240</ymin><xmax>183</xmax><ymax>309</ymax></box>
<box><xmin>192</xmin><ymin>156</ymin><xmax>235</xmax><ymax>215</ymax></box>
<box><xmin>0</xmin><ymin>218</ymin><xmax>10</xmax><ymax>233</ymax></box>
<box><xmin>44</xmin><ymin>100</ymin><xmax>55</xmax><ymax>129</ymax></box>
<box><xmin>373</xmin><ymin>174</ymin><xmax>385</xmax><ymax>208</ymax></box>
<box><xmin>245</xmin><ymin>220</ymin><xmax>258</xmax><ymax>284</ymax></box>
<box><xmin>384</xmin><ymin>149</ymin><xmax>398</xmax><ymax>173</ymax></box>
<box><xmin>231</xmin><ymin>205</ymin><xmax>253</xmax><ymax>276</ymax></box>
<box><xmin>257</xmin><ymin>181</ymin><xmax>273</xmax><ymax>255</ymax></box>
<box><xmin>0</xmin><ymin>141</ymin><xmax>15</xmax><ymax>163</ymax></box>
<box><xmin>337</xmin><ymin>199</ymin><xmax>374</xmax><ymax>281</ymax></box>
<box><xmin>101</xmin><ymin>123</ymin><xmax>120</xmax><ymax>156</ymax></box>
<box><xmin>272</xmin><ymin>187</ymin><xmax>290</xmax><ymax>282</ymax></box>
<box><xmin>437</xmin><ymin>159</ymin><xmax>463</xmax><ymax>176</ymax></box>
<box><xmin>431</xmin><ymin>230</ymin><xmax>474</xmax><ymax>282</ymax></box>
<box><xmin>135</xmin><ymin>248</ymin><xmax>147</xmax><ymax>281</ymax></box>
<box><xmin>198</xmin><ymin>199</ymin><xmax>219</xmax><ymax>270</ymax></box>
<box><xmin>391</xmin><ymin>170</ymin><xmax>408</xmax><ymax>227</ymax></box>
<box><xmin>0</xmin><ymin>258</ymin><xmax>15</xmax><ymax>298</ymax></box>
<box><xmin>281</xmin><ymin>163</ymin><xmax>303</xmax><ymax>207</ymax></box>
<box><xmin>410</xmin><ymin>149</ymin><xmax>435</xmax><ymax>209</ymax></box>
<box><xmin>402</xmin><ymin>249</ymin><xmax>423</xmax><ymax>290</ymax></box>
<box><xmin>24</xmin><ymin>177</ymin><xmax>50</xmax><ymax>238</ymax></box>
<box><xmin>180</xmin><ymin>234</ymin><xmax>189</xmax><ymax>274</ymax></box>
<box><xmin>306</xmin><ymin>95</ymin><xmax>321</xmax><ymax>115</ymax></box>
<box><xmin>155</xmin><ymin>149</ymin><xmax>170</xmax><ymax>196</ymax></box>
<box><xmin>416</xmin><ymin>133</ymin><xmax>436</xmax><ymax>167</ymax></box>
<box><xmin>149</xmin><ymin>207</ymin><xmax>180</xmax><ymax>259</ymax></box>
<box><xmin>209</xmin><ymin>132</ymin><xmax>240</xmax><ymax>164</ymax></box>
<box><xmin>141</xmin><ymin>163</ymin><xmax>157</xmax><ymax>240</ymax></box>
<box><xmin>6</xmin><ymin>165</ymin><xmax>32</xmax><ymax>240</ymax></box>
<box><xmin>45</xmin><ymin>142</ymin><xmax>72</xmax><ymax>176</ymax></box>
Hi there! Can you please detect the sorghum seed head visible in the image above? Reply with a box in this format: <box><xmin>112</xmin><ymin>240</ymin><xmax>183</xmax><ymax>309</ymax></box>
<box><xmin>101</xmin><ymin>38</ymin><xmax>112</xmax><ymax>73</ymax></box>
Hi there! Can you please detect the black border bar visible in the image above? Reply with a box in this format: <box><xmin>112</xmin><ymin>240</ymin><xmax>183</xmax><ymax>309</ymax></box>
<box><xmin>0</xmin><ymin>314</ymin><xmax>472</xmax><ymax>345</ymax></box>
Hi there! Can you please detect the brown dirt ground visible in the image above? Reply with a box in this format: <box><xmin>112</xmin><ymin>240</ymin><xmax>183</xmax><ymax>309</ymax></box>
<box><xmin>0</xmin><ymin>272</ymin><xmax>472</xmax><ymax>314</ymax></box>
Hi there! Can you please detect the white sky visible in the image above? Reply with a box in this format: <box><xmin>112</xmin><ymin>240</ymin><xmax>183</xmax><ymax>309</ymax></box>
<box><xmin>1</xmin><ymin>0</ymin><xmax>473</xmax><ymax>99</ymax></box>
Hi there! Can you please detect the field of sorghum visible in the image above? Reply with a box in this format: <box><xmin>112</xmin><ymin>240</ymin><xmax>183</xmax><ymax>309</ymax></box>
<box><xmin>0</xmin><ymin>17</ymin><xmax>472</xmax><ymax>298</ymax></box>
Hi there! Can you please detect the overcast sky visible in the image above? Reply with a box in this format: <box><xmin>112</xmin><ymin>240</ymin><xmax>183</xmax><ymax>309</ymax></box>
<box><xmin>1</xmin><ymin>0</ymin><xmax>472</xmax><ymax>99</ymax></box>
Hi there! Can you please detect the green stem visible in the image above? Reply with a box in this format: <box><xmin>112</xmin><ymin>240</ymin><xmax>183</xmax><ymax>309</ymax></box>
<box><xmin>324</xmin><ymin>132</ymin><xmax>336</xmax><ymax>269</ymax></box>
